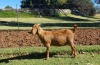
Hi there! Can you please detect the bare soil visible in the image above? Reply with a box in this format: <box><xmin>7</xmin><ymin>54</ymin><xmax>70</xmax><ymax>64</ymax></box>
<box><xmin>0</xmin><ymin>28</ymin><xmax>100</xmax><ymax>48</ymax></box>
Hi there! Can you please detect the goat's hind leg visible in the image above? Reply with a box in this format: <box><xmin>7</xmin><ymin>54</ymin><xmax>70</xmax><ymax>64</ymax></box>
<box><xmin>69</xmin><ymin>41</ymin><xmax>76</xmax><ymax>58</ymax></box>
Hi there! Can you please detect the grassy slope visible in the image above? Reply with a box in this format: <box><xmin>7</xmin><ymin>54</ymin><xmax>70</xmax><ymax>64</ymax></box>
<box><xmin>0</xmin><ymin>12</ymin><xmax>100</xmax><ymax>23</ymax></box>
<box><xmin>0</xmin><ymin>13</ymin><xmax>100</xmax><ymax>29</ymax></box>
<box><xmin>94</xmin><ymin>14</ymin><xmax>100</xmax><ymax>19</ymax></box>
<box><xmin>67</xmin><ymin>14</ymin><xmax>100</xmax><ymax>21</ymax></box>
<box><xmin>0</xmin><ymin>45</ymin><xmax>100</xmax><ymax>65</ymax></box>
<box><xmin>0</xmin><ymin>11</ymin><xmax>36</xmax><ymax>18</ymax></box>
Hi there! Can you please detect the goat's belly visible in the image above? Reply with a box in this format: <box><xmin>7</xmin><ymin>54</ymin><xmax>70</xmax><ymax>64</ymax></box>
<box><xmin>51</xmin><ymin>44</ymin><xmax>67</xmax><ymax>46</ymax></box>
<box><xmin>51</xmin><ymin>40</ymin><xmax>67</xmax><ymax>46</ymax></box>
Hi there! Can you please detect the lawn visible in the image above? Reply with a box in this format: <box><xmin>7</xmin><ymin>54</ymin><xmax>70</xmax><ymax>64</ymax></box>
<box><xmin>94</xmin><ymin>14</ymin><xmax>100</xmax><ymax>19</ymax></box>
<box><xmin>0</xmin><ymin>14</ymin><xmax>100</xmax><ymax>23</ymax></box>
<box><xmin>0</xmin><ymin>14</ymin><xmax>100</xmax><ymax>30</ymax></box>
<box><xmin>0</xmin><ymin>45</ymin><xmax>100</xmax><ymax>65</ymax></box>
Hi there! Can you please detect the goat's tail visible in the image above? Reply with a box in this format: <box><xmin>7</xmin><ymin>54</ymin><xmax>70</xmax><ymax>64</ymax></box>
<box><xmin>73</xmin><ymin>24</ymin><xmax>77</xmax><ymax>33</ymax></box>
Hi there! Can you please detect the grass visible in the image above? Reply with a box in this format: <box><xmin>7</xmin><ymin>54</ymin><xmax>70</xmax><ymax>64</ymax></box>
<box><xmin>0</xmin><ymin>11</ymin><xmax>100</xmax><ymax>22</ymax></box>
<box><xmin>66</xmin><ymin>14</ymin><xmax>100</xmax><ymax>21</ymax></box>
<box><xmin>0</xmin><ymin>45</ymin><xmax>100</xmax><ymax>65</ymax></box>
<box><xmin>0</xmin><ymin>11</ymin><xmax>17</xmax><ymax>18</ymax></box>
<box><xmin>0</xmin><ymin>13</ymin><xmax>100</xmax><ymax>30</ymax></box>
<box><xmin>0</xmin><ymin>18</ymin><xmax>68</xmax><ymax>23</ymax></box>
<box><xmin>0</xmin><ymin>11</ymin><xmax>36</xmax><ymax>18</ymax></box>
<box><xmin>94</xmin><ymin>14</ymin><xmax>100</xmax><ymax>19</ymax></box>
<box><xmin>0</xmin><ymin>14</ymin><xmax>100</xmax><ymax>23</ymax></box>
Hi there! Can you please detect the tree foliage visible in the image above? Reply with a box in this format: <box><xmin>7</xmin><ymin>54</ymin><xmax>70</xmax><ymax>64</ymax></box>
<box><xmin>21</xmin><ymin>0</ymin><xmax>96</xmax><ymax>16</ymax></box>
<box><xmin>46</xmin><ymin>0</ymin><xmax>67</xmax><ymax>8</ymax></box>
<box><xmin>5</xmin><ymin>6</ymin><xmax>13</xmax><ymax>9</ymax></box>
<box><xmin>21</xmin><ymin>0</ymin><xmax>67</xmax><ymax>8</ymax></box>
<box><xmin>68</xmin><ymin>0</ymin><xmax>96</xmax><ymax>16</ymax></box>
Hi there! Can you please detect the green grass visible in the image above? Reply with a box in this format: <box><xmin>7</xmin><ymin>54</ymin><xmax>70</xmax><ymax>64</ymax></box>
<box><xmin>0</xmin><ymin>45</ymin><xmax>100</xmax><ymax>54</ymax></box>
<box><xmin>0</xmin><ymin>11</ymin><xmax>17</xmax><ymax>18</ymax></box>
<box><xmin>0</xmin><ymin>45</ymin><xmax>100</xmax><ymax>65</ymax></box>
<box><xmin>0</xmin><ymin>13</ymin><xmax>100</xmax><ymax>30</ymax></box>
<box><xmin>0</xmin><ymin>11</ymin><xmax>36</xmax><ymax>18</ymax></box>
<box><xmin>67</xmin><ymin>14</ymin><xmax>100</xmax><ymax>21</ymax></box>
<box><xmin>18</xmin><ymin>12</ymin><xmax>37</xmax><ymax>18</ymax></box>
<box><xmin>0</xmin><ymin>18</ymin><xmax>68</xmax><ymax>23</ymax></box>
<box><xmin>94</xmin><ymin>14</ymin><xmax>100</xmax><ymax>19</ymax></box>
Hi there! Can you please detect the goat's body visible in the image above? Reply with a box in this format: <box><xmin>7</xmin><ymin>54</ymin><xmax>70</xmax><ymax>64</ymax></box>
<box><xmin>38</xmin><ymin>29</ymin><xmax>74</xmax><ymax>46</ymax></box>
<box><xmin>31</xmin><ymin>24</ymin><xmax>77</xmax><ymax>60</ymax></box>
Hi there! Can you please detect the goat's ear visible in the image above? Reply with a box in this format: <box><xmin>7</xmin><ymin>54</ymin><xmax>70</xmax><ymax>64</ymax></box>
<box><xmin>34</xmin><ymin>24</ymin><xmax>41</xmax><ymax>26</ymax></box>
<box><xmin>37</xmin><ymin>24</ymin><xmax>41</xmax><ymax>26</ymax></box>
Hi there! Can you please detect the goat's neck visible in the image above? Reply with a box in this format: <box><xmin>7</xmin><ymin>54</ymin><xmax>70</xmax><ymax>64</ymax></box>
<box><xmin>38</xmin><ymin>28</ymin><xmax>44</xmax><ymax>35</ymax></box>
<box><xmin>37</xmin><ymin>29</ymin><xmax>45</xmax><ymax>40</ymax></box>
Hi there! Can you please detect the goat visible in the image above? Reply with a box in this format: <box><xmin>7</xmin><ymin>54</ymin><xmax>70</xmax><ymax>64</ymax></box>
<box><xmin>31</xmin><ymin>24</ymin><xmax>77</xmax><ymax>60</ymax></box>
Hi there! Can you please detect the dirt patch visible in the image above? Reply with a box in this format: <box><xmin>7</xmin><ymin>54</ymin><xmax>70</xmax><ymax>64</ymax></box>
<box><xmin>75</xmin><ymin>29</ymin><xmax>100</xmax><ymax>45</ymax></box>
<box><xmin>0</xmin><ymin>29</ymin><xmax>100</xmax><ymax>48</ymax></box>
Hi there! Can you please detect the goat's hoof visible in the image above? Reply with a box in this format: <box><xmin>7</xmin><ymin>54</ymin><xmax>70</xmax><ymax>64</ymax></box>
<box><xmin>71</xmin><ymin>55</ymin><xmax>76</xmax><ymax>58</ymax></box>
<box><xmin>45</xmin><ymin>58</ymin><xmax>49</xmax><ymax>60</ymax></box>
<box><xmin>73</xmin><ymin>56</ymin><xmax>76</xmax><ymax>58</ymax></box>
<box><xmin>72</xmin><ymin>56</ymin><xmax>75</xmax><ymax>58</ymax></box>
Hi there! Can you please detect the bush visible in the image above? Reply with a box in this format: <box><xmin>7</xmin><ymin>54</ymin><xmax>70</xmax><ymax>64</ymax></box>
<box><xmin>68</xmin><ymin>0</ymin><xmax>96</xmax><ymax>16</ymax></box>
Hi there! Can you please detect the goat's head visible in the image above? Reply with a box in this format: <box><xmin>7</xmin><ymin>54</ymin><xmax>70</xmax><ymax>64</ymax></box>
<box><xmin>31</xmin><ymin>24</ymin><xmax>42</xmax><ymax>35</ymax></box>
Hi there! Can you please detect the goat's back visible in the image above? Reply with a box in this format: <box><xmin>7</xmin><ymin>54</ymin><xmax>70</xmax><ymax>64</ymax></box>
<box><xmin>50</xmin><ymin>29</ymin><xmax>74</xmax><ymax>46</ymax></box>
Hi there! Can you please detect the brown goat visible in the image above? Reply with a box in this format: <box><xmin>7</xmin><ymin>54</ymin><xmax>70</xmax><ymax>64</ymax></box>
<box><xmin>31</xmin><ymin>24</ymin><xmax>77</xmax><ymax>60</ymax></box>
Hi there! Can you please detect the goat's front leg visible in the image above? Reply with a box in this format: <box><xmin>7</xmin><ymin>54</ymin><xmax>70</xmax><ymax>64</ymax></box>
<box><xmin>46</xmin><ymin>44</ymin><xmax>50</xmax><ymax>60</ymax></box>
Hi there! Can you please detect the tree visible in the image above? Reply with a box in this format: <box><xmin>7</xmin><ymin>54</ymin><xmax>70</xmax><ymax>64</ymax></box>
<box><xmin>68</xmin><ymin>0</ymin><xmax>96</xmax><ymax>16</ymax></box>
<box><xmin>95</xmin><ymin>0</ymin><xmax>100</xmax><ymax>4</ymax></box>
<box><xmin>21</xmin><ymin>0</ymin><xmax>47</xmax><ymax>8</ymax></box>
<box><xmin>5</xmin><ymin>6</ymin><xmax>13</xmax><ymax>9</ymax></box>
<box><xmin>46</xmin><ymin>0</ymin><xmax>67</xmax><ymax>8</ymax></box>
<box><xmin>21</xmin><ymin>0</ymin><xmax>31</xmax><ymax>8</ymax></box>
<box><xmin>20</xmin><ymin>0</ymin><xmax>68</xmax><ymax>16</ymax></box>
<box><xmin>20</xmin><ymin>0</ymin><xmax>96</xmax><ymax>16</ymax></box>
<box><xmin>4</xmin><ymin>5</ymin><xmax>14</xmax><ymax>11</ymax></box>
<box><xmin>21</xmin><ymin>0</ymin><xmax>67</xmax><ymax>9</ymax></box>
<box><xmin>95</xmin><ymin>6</ymin><xmax>100</xmax><ymax>13</ymax></box>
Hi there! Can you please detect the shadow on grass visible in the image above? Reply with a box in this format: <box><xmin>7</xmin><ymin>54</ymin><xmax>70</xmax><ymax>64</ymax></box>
<box><xmin>45</xmin><ymin>16</ymin><xmax>90</xmax><ymax>21</ymax></box>
<box><xmin>0</xmin><ymin>52</ymin><xmax>57</xmax><ymax>63</ymax></box>
<box><xmin>0</xmin><ymin>51</ymin><xmax>72</xmax><ymax>63</ymax></box>
<box><xmin>0</xmin><ymin>20</ymin><xmax>100</xmax><ymax>28</ymax></box>
<box><xmin>0</xmin><ymin>21</ymin><xmax>33</xmax><ymax>27</ymax></box>
<box><xmin>89</xmin><ymin>16</ymin><xmax>100</xmax><ymax>20</ymax></box>
<box><xmin>57</xmin><ymin>16</ymin><xmax>89</xmax><ymax>21</ymax></box>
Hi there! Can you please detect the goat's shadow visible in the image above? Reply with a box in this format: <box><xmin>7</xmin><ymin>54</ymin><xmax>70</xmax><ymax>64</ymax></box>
<box><xmin>0</xmin><ymin>52</ymin><xmax>71</xmax><ymax>63</ymax></box>
<box><xmin>0</xmin><ymin>52</ymin><xmax>67</xmax><ymax>63</ymax></box>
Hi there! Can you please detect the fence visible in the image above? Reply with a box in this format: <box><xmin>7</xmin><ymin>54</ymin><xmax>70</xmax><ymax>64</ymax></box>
<box><xmin>0</xmin><ymin>4</ymin><xmax>100</xmax><ymax>30</ymax></box>
<box><xmin>0</xmin><ymin>21</ymin><xmax>100</xmax><ymax>30</ymax></box>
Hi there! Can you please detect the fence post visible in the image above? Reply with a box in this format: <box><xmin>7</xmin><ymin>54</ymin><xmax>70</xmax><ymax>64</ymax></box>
<box><xmin>16</xmin><ymin>4</ymin><xmax>19</xmax><ymax>30</ymax></box>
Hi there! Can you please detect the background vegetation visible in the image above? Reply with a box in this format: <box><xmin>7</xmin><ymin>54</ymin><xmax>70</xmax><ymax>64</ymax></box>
<box><xmin>21</xmin><ymin>0</ymin><xmax>96</xmax><ymax>16</ymax></box>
